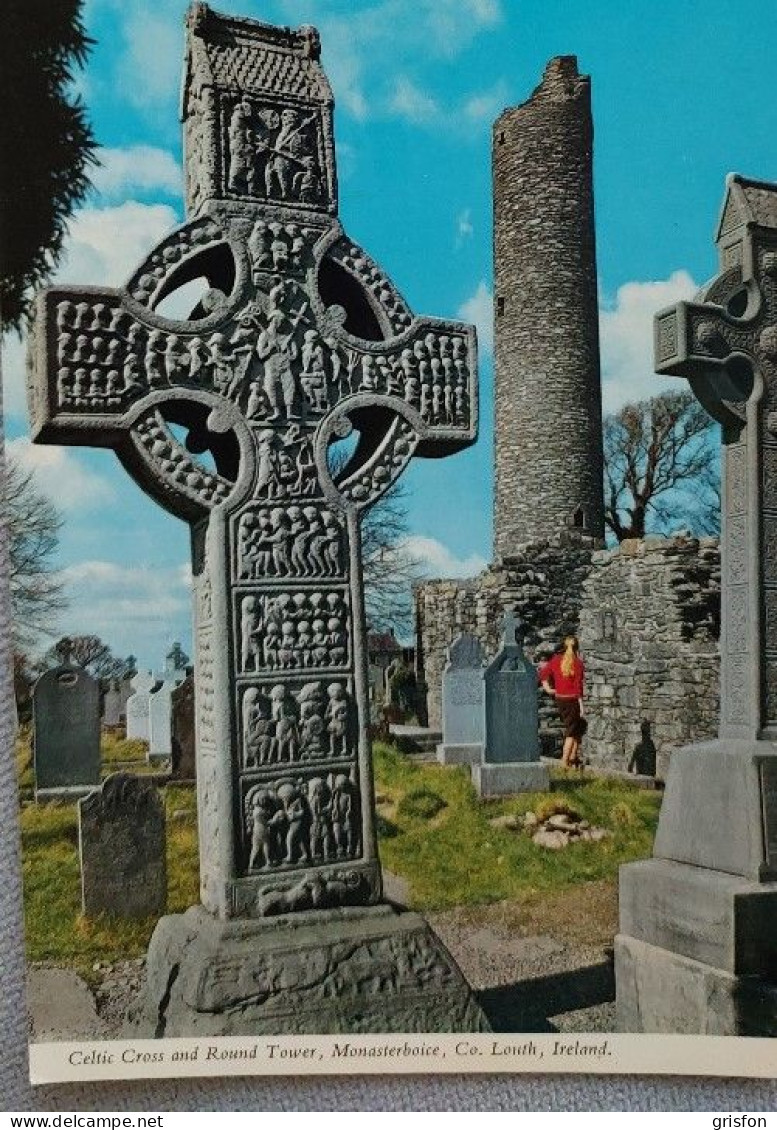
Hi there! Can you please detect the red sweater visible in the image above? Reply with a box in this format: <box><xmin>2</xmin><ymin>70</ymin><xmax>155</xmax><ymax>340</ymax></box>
<box><xmin>539</xmin><ymin>653</ymin><xmax>584</xmax><ymax>698</ymax></box>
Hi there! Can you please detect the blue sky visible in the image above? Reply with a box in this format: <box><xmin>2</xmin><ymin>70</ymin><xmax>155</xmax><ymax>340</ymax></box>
<box><xmin>4</xmin><ymin>0</ymin><xmax>777</xmax><ymax>668</ymax></box>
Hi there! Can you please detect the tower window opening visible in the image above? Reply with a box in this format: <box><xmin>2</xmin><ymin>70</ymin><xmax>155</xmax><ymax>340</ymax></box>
<box><xmin>497</xmin><ymin>296</ymin><xmax>505</xmax><ymax>316</ymax></box>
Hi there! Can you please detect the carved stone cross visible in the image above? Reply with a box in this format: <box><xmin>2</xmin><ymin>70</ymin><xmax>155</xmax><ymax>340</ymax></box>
<box><xmin>28</xmin><ymin>5</ymin><xmax>478</xmax><ymax>920</ymax></box>
<box><xmin>655</xmin><ymin>174</ymin><xmax>777</xmax><ymax>741</ymax></box>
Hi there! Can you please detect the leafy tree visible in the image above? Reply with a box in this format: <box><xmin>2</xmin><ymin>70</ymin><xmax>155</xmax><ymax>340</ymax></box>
<box><xmin>603</xmin><ymin>389</ymin><xmax>720</xmax><ymax>541</ymax></box>
<box><xmin>5</xmin><ymin>453</ymin><xmax>66</xmax><ymax>647</ymax></box>
<box><xmin>0</xmin><ymin>0</ymin><xmax>96</xmax><ymax>331</ymax></box>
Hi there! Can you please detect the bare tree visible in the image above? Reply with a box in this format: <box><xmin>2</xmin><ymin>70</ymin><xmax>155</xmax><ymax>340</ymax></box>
<box><xmin>42</xmin><ymin>635</ymin><xmax>133</xmax><ymax>682</ymax></box>
<box><xmin>327</xmin><ymin>442</ymin><xmax>421</xmax><ymax>636</ymax></box>
<box><xmin>5</xmin><ymin>454</ymin><xmax>66</xmax><ymax>647</ymax></box>
<box><xmin>360</xmin><ymin>480</ymin><xmax>422</xmax><ymax>636</ymax></box>
<box><xmin>603</xmin><ymin>389</ymin><xmax>720</xmax><ymax>541</ymax></box>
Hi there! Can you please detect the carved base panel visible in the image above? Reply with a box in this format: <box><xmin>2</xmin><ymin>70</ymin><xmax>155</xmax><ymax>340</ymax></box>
<box><xmin>132</xmin><ymin>902</ymin><xmax>490</xmax><ymax>1037</ymax></box>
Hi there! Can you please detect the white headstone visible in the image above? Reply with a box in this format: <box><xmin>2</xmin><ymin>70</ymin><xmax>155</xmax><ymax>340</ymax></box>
<box><xmin>125</xmin><ymin>670</ymin><xmax>155</xmax><ymax>741</ymax></box>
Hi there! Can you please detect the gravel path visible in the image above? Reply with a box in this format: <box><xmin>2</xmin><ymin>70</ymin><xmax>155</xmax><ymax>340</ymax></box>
<box><xmin>428</xmin><ymin>907</ymin><xmax>615</xmax><ymax>1033</ymax></box>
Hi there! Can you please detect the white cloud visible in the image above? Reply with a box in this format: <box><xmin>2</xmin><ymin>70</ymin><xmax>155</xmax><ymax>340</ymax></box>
<box><xmin>91</xmin><ymin>146</ymin><xmax>182</xmax><ymax>199</ymax></box>
<box><xmin>402</xmin><ymin>534</ymin><xmax>487</xmax><ymax>579</ymax></box>
<box><xmin>5</xmin><ymin>436</ymin><xmax>115</xmax><ymax>511</ymax></box>
<box><xmin>277</xmin><ymin>0</ymin><xmax>503</xmax><ymax>121</ymax></box>
<box><xmin>457</xmin><ymin>280</ymin><xmax>493</xmax><ymax>355</ymax></box>
<box><xmin>56</xmin><ymin>559</ymin><xmax>193</xmax><ymax>667</ymax></box>
<box><xmin>388</xmin><ymin>76</ymin><xmax>441</xmax><ymax>124</ymax></box>
<box><xmin>55</xmin><ymin>201</ymin><xmax>179</xmax><ymax>288</ymax></box>
<box><xmin>462</xmin><ymin>80</ymin><xmax>509</xmax><ymax>123</ymax></box>
<box><xmin>600</xmin><ymin>269</ymin><xmax>699</xmax><ymax>414</ymax></box>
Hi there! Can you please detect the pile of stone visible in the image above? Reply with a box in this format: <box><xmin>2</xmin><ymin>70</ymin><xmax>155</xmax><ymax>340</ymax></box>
<box><xmin>524</xmin><ymin>809</ymin><xmax>610</xmax><ymax>850</ymax></box>
<box><xmin>488</xmin><ymin>807</ymin><xmax>611</xmax><ymax>849</ymax></box>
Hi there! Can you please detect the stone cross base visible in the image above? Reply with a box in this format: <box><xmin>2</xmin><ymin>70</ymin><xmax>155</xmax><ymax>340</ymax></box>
<box><xmin>131</xmin><ymin>903</ymin><xmax>490</xmax><ymax>1037</ymax></box>
<box><xmin>436</xmin><ymin>742</ymin><xmax>482</xmax><ymax>766</ymax></box>
<box><xmin>616</xmin><ymin>742</ymin><xmax>777</xmax><ymax>1034</ymax></box>
<box><xmin>472</xmin><ymin>762</ymin><xmax>549</xmax><ymax>797</ymax></box>
<box><xmin>615</xmin><ymin>934</ymin><xmax>777</xmax><ymax>1036</ymax></box>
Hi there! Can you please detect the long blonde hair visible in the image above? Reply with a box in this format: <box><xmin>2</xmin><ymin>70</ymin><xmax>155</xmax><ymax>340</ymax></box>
<box><xmin>560</xmin><ymin>635</ymin><xmax>579</xmax><ymax>679</ymax></box>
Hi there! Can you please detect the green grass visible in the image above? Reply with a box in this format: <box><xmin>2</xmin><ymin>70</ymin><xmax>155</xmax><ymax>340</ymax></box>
<box><xmin>372</xmin><ymin>742</ymin><xmax>661</xmax><ymax>911</ymax></box>
<box><xmin>21</xmin><ymin>785</ymin><xmax>199</xmax><ymax>983</ymax></box>
<box><xmin>20</xmin><ymin>740</ymin><xmax>661</xmax><ymax>976</ymax></box>
<box><xmin>100</xmin><ymin>731</ymin><xmax>150</xmax><ymax>767</ymax></box>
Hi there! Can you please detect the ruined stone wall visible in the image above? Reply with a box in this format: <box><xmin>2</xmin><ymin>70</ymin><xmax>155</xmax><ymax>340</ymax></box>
<box><xmin>417</xmin><ymin>536</ymin><xmax>721</xmax><ymax>774</ymax></box>
<box><xmin>579</xmin><ymin>536</ymin><xmax>720</xmax><ymax>775</ymax></box>
<box><xmin>416</xmin><ymin>538</ymin><xmax>597</xmax><ymax>732</ymax></box>
<box><xmin>493</xmin><ymin>56</ymin><xmax>604</xmax><ymax>558</ymax></box>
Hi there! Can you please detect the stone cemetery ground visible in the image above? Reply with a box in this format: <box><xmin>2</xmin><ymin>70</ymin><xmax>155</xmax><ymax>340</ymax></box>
<box><xmin>19</xmin><ymin>731</ymin><xmax>661</xmax><ymax>1037</ymax></box>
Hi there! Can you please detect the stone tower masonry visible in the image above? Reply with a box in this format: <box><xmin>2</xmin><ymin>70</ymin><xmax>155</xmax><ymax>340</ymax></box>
<box><xmin>493</xmin><ymin>55</ymin><xmax>604</xmax><ymax>559</ymax></box>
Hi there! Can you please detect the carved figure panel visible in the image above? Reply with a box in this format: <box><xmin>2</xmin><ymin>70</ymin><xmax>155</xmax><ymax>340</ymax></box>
<box><xmin>236</xmin><ymin>504</ymin><xmax>345</xmax><ymax>580</ymax></box>
<box><xmin>224</xmin><ymin>97</ymin><xmax>329</xmax><ymax>209</ymax></box>
<box><xmin>242</xmin><ymin>767</ymin><xmax>360</xmax><ymax>871</ymax></box>
<box><xmin>237</xmin><ymin>588</ymin><xmax>350</xmax><ymax>674</ymax></box>
<box><xmin>240</xmin><ymin>678</ymin><xmax>354</xmax><ymax>769</ymax></box>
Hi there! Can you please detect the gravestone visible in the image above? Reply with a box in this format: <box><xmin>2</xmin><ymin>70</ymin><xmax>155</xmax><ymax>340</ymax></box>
<box><xmin>33</xmin><ymin>657</ymin><xmax>100</xmax><ymax>800</ymax></box>
<box><xmin>472</xmin><ymin>611</ymin><xmax>549</xmax><ymax>796</ymax></box>
<box><xmin>148</xmin><ymin>645</ymin><xmax>188</xmax><ymax>760</ymax></box>
<box><xmin>165</xmin><ymin>642</ymin><xmax>189</xmax><ymax>679</ymax></box>
<box><xmin>125</xmin><ymin>671</ymin><xmax>156</xmax><ymax>742</ymax></box>
<box><xmin>27</xmin><ymin>6</ymin><xmax>487</xmax><ymax>1035</ymax></box>
<box><xmin>79</xmin><ymin>773</ymin><xmax>166</xmax><ymax>918</ymax></box>
<box><xmin>148</xmin><ymin>681</ymin><xmax>177</xmax><ymax>760</ymax></box>
<box><xmin>436</xmin><ymin>633</ymin><xmax>484</xmax><ymax>766</ymax></box>
<box><xmin>616</xmin><ymin>175</ymin><xmax>777</xmax><ymax>1035</ymax></box>
<box><xmin>117</xmin><ymin>675</ymin><xmax>134</xmax><ymax>724</ymax></box>
<box><xmin>102</xmin><ymin>681</ymin><xmax>123</xmax><ymax>727</ymax></box>
<box><xmin>171</xmin><ymin>675</ymin><xmax>196</xmax><ymax>779</ymax></box>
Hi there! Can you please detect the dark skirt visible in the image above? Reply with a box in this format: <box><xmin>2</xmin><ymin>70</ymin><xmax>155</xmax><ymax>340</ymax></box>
<box><xmin>556</xmin><ymin>696</ymin><xmax>587</xmax><ymax>740</ymax></box>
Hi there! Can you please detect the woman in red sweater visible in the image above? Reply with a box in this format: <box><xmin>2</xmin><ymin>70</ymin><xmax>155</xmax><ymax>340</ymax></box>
<box><xmin>539</xmin><ymin>635</ymin><xmax>586</xmax><ymax>769</ymax></box>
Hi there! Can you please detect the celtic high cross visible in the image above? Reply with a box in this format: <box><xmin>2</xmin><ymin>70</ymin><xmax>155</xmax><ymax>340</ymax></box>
<box><xmin>28</xmin><ymin>4</ymin><xmax>478</xmax><ymax>918</ymax></box>
<box><xmin>656</xmin><ymin>175</ymin><xmax>777</xmax><ymax>741</ymax></box>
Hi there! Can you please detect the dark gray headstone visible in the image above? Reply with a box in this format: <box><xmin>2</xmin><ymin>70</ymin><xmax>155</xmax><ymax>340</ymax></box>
<box><xmin>79</xmin><ymin>773</ymin><xmax>166</xmax><ymax>918</ymax></box>
<box><xmin>33</xmin><ymin>664</ymin><xmax>100</xmax><ymax>795</ymax></box>
<box><xmin>171</xmin><ymin>675</ymin><xmax>195</xmax><ymax>780</ymax></box>
<box><xmin>472</xmin><ymin>613</ymin><xmax>548</xmax><ymax>796</ymax></box>
<box><xmin>483</xmin><ymin>615</ymin><xmax>539</xmax><ymax>763</ymax></box>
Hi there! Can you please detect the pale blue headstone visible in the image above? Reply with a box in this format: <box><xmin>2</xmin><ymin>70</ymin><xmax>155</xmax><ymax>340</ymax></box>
<box><xmin>437</xmin><ymin>633</ymin><xmax>485</xmax><ymax>766</ymax></box>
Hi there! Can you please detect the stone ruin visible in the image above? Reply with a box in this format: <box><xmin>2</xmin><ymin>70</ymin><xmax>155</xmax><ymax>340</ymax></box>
<box><xmin>27</xmin><ymin>3</ymin><xmax>487</xmax><ymax>1035</ymax></box>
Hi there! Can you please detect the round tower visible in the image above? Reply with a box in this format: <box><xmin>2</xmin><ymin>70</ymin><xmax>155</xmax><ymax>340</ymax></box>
<box><xmin>492</xmin><ymin>55</ymin><xmax>604</xmax><ymax>560</ymax></box>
